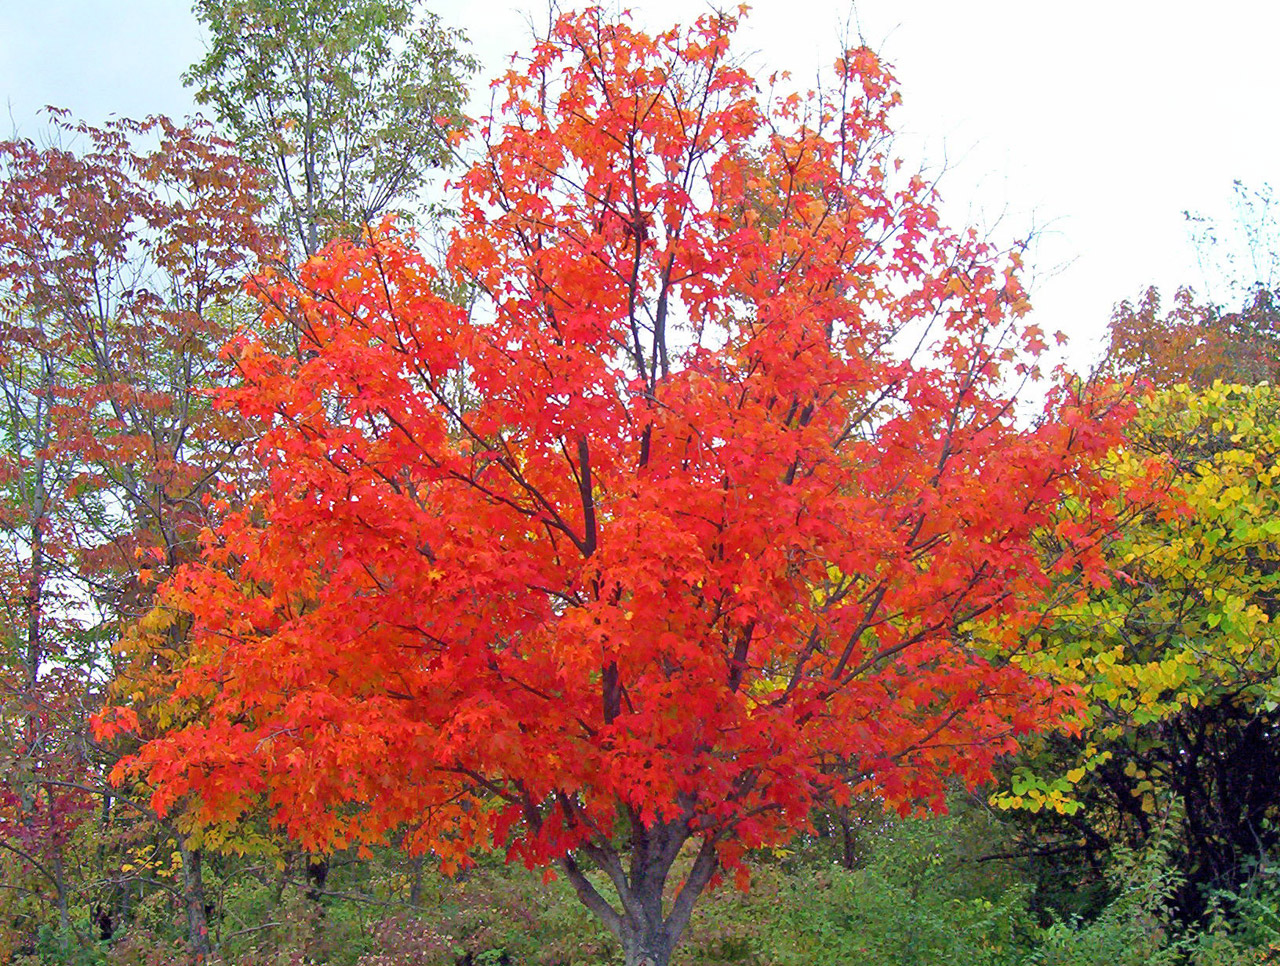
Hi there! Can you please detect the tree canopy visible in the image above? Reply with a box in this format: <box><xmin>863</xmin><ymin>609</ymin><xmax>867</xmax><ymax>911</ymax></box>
<box><xmin>187</xmin><ymin>0</ymin><xmax>474</xmax><ymax>260</ymax></box>
<box><xmin>99</xmin><ymin>10</ymin><xmax>1131</xmax><ymax>965</ymax></box>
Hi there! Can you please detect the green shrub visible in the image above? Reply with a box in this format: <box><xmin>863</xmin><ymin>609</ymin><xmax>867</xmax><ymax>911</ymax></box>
<box><xmin>1024</xmin><ymin>834</ymin><xmax>1183</xmax><ymax>966</ymax></box>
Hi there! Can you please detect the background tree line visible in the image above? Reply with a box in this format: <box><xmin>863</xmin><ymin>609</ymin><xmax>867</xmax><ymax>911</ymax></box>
<box><xmin>0</xmin><ymin>3</ymin><xmax>1278</xmax><ymax>965</ymax></box>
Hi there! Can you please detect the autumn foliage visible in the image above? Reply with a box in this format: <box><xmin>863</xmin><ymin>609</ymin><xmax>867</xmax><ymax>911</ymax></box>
<box><xmin>98</xmin><ymin>9</ymin><xmax>1132</xmax><ymax>963</ymax></box>
<box><xmin>0</xmin><ymin>114</ymin><xmax>269</xmax><ymax>954</ymax></box>
<box><xmin>997</xmin><ymin>380</ymin><xmax>1280</xmax><ymax>919</ymax></box>
<box><xmin>1103</xmin><ymin>284</ymin><xmax>1280</xmax><ymax>388</ymax></box>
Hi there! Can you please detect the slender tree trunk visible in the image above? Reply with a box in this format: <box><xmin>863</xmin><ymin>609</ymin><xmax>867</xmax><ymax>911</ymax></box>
<box><xmin>272</xmin><ymin>853</ymin><xmax>290</xmax><ymax>909</ymax></box>
<box><xmin>97</xmin><ymin>791</ymin><xmax>115</xmax><ymax>933</ymax></box>
<box><xmin>22</xmin><ymin>486</ymin><xmax>45</xmax><ymax>784</ymax></box>
<box><xmin>180</xmin><ymin>845</ymin><xmax>214</xmax><ymax>963</ymax></box>
<box><xmin>53</xmin><ymin>851</ymin><xmax>70</xmax><ymax>948</ymax></box>
<box><xmin>836</xmin><ymin>807</ymin><xmax>857</xmax><ymax>870</ymax></box>
<box><xmin>408</xmin><ymin>854</ymin><xmax>424</xmax><ymax>906</ymax></box>
<box><xmin>24</xmin><ymin>523</ymin><xmax>42</xmax><ymax>694</ymax></box>
<box><xmin>302</xmin><ymin>75</ymin><xmax>318</xmax><ymax>258</ymax></box>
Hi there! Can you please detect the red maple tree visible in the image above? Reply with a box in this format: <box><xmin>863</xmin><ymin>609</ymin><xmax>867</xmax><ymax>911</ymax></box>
<box><xmin>102</xmin><ymin>11</ymin><xmax>1130</xmax><ymax>964</ymax></box>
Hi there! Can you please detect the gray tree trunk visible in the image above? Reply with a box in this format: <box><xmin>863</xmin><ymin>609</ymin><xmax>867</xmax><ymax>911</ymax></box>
<box><xmin>408</xmin><ymin>854</ymin><xmax>424</xmax><ymax>906</ymax></box>
<box><xmin>53</xmin><ymin>851</ymin><xmax>70</xmax><ymax>947</ymax></box>
<box><xmin>620</xmin><ymin>919</ymin><xmax>677</xmax><ymax>966</ymax></box>
<box><xmin>559</xmin><ymin>817</ymin><xmax>720</xmax><ymax>966</ymax></box>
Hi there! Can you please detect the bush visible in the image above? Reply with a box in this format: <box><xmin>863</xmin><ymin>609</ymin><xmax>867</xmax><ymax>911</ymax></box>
<box><xmin>1024</xmin><ymin>832</ymin><xmax>1183</xmax><ymax>966</ymax></box>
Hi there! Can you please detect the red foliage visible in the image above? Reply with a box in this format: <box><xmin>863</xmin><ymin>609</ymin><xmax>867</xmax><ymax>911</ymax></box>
<box><xmin>101</xmin><ymin>9</ymin><xmax>1130</xmax><ymax>959</ymax></box>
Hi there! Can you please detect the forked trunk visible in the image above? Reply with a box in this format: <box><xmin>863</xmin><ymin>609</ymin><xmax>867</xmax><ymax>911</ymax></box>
<box><xmin>559</xmin><ymin>820</ymin><xmax>719</xmax><ymax>966</ymax></box>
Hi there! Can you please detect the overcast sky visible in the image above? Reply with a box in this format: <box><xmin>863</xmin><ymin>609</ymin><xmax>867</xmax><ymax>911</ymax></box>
<box><xmin>1</xmin><ymin>1</ymin><xmax>1275</xmax><ymax>371</ymax></box>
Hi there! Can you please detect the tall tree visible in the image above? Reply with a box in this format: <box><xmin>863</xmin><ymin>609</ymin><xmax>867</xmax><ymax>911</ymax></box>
<box><xmin>186</xmin><ymin>0</ymin><xmax>473</xmax><ymax>262</ymax></box>
<box><xmin>106</xmin><ymin>11</ymin><xmax>1131</xmax><ymax>966</ymax></box>
<box><xmin>0</xmin><ymin>112</ymin><xmax>269</xmax><ymax>959</ymax></box>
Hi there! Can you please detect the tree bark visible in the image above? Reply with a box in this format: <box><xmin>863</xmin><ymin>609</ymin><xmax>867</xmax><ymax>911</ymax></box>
<box><xmin>180</xmin><ymin>845</ymin><xmax>214</xmax><ymax>963</ymax></box>
<box><xmin>408</xmin><ymin>853</ymin><xmax>424</xmax><ymax>906</ymax></box>
<box><xmin>304</xmin><ymin>853</ymin><xmax>329</xmax><ymax>904</ymax></box>
<box><xmin>620</xmin><ymin>928</ymin><xmax>675</xmax><ymax>966</ymax></box>
<box><xmin>53</xmin><ymin>851</ymin><xmax>70</xmax><ymax>948</ymax></box>
<box><xmin>558</xmin><ymin>818</ymin><xmax>720</xmax><ymax>966</ymax></box>
<box><xmin>836</xmin><ymin>806</ymin><xmax>857</xmax><ymax>870</ymax></box>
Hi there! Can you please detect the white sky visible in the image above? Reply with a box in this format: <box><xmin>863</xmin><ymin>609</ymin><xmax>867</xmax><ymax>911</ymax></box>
<box><xmin>1</xmin><ymin>1</ymin><xmax>1276</xmax><ymax>372</ymax></box>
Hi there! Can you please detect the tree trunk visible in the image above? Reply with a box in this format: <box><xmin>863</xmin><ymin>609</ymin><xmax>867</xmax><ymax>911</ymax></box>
<box><xmin>53</xmin><ymin>851</ymin><xmax>70</xmax><ymax>948</ymax></box>
<box><xmin>408</xmin><ymin>853</ymin><xmax>424</xmax><ymax>906</ymax></box>
<box><xmin>20</xmin><ymin>492</ymin><xmax>44</xmax><ymax>812</ymax></box>
<box><xmin>24</xmin><ymin>526</ymin><xmax>41</xmax><ymax>694</ymax></box>
<box><xmin>304</xmin><ymin>853</ymin><xmax>329</xmax><ymax>903</ymax></box>
<box><xmin>180</xmin><ymin>845</ymin><xmax>214</xmax><ymax>963</ymax></box>
<box><xmin>559</xmin><ymin>819</ymin><xmax>719</xmax><ymax>966</ymax></box>
<box><xmin>620</xmin><ymin>918</ymin><xmax>676</xmax><ymax>966</ymax></box>
<box><xmin>836</xmin><ymin>806</ymin><xmax>858</xmax><ymax>870</ymax></box>
<box><xmin>121</xmin><ymin>876</ymin><xmax>132</xmax><ymax>931</ymax></box>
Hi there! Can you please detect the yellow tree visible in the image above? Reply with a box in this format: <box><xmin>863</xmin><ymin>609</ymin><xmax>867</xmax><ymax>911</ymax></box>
<box><xmin>1003</xmin><ymin>383</ymin><xmax>1280</xmax><ymax>916</ymax></box>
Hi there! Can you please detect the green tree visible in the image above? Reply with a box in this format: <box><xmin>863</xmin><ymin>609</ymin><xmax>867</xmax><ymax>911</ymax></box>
<box><xmin>183</xmin><ymin>0</ymin><xmax>474</xmax><ymax>911</ymax></box>
<box><xmin>186</xmin><ymin>0</ymin><xmax>474</xmax><ymax>261</ymax></box>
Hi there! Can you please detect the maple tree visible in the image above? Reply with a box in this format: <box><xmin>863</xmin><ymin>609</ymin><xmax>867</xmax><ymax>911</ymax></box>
<box><xmin>104</xmin><ymin>10</ymin><xmax>1132</xmax><ymax>965</ymax></box>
